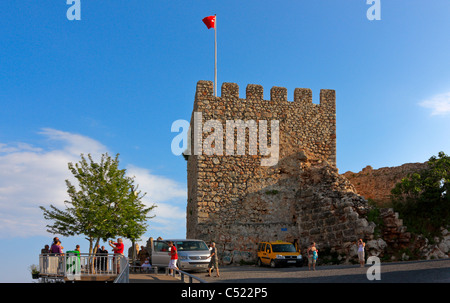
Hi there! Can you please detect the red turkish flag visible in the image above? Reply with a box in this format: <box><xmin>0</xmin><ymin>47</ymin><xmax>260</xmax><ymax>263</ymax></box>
<box><xmin>202</xmin><ymin>16</ymin><xmax>216</xmax><ymax>29</ymax></box>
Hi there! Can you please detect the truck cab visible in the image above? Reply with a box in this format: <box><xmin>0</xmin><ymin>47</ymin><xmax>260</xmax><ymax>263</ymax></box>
<box><xmin>257</xmin><ymin>241</ymin><xmax>303</xmax><ymax>268</ymax></box>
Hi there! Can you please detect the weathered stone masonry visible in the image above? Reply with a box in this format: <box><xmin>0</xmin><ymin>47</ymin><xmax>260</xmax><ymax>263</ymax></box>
<box><xmin>342</xmin><ymin>163</ymin><xmax>428</xmax><ymax>205</ymax></box>
<box><xmin>186</xmin><ymin>80</ymin><xmax>375</xmax><ymax>263</ymax></box>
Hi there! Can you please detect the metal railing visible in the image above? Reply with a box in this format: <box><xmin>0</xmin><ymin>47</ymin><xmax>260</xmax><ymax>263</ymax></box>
<box><xmin>129</xmin><ymin>264</ymin><xmax>207</xmax><ymax>283</ymax></box>
<box><xmin>166</xmin><ymin>267</ymin><xmax>208</xmax><ymax>283</ymax></box>
<box><xmin>113</xmin><ymin>256</ymin><xmax>129</xmax><ymax>283</ymax></box>
<box><xmin>39</xmin><ymin>253</ymin><xmax>128</xmax><ymax>282</ymax></box>
<box><xmin>39</xmin><ymin>253</ymin><xmax>203</xmax><ymax>283</ymax></box>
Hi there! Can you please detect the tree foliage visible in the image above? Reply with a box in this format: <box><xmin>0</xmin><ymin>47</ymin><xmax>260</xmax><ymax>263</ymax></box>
<box><xmin>391</xmin><ymin>151</ymin><xmax>450</xmax><ymax>237</ymax></box>
<box><xmin>40</xmin><ymin>153</ymin><xmax>156</xmax><ymax>254</ymax></box>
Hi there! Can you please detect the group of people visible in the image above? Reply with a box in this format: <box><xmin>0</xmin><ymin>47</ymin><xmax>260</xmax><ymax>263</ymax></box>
<box><xmin>41</xmin><ymin>237</ymin><xmax>125</xmax><ymax>257</ymax></box>
<box><xmin>41</xmin><ymin>237</ymin><xmax>70</xmax><ymax>255</ymax></box>
<box><xmin>306</xmin><ymin>238</ymin><xmax>366</xmax><ymax>270</ymax></box>
<box><xmin>41</xmin><ymin>237</ymin><xmax>127</xmax><ymax>272</ymax></box>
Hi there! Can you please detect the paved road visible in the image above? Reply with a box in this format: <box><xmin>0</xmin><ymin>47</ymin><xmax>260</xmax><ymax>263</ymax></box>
<box><xmin>198</xmin><ymin>259</ymin><xmax>450</xmax><ymax>283</ymax></box>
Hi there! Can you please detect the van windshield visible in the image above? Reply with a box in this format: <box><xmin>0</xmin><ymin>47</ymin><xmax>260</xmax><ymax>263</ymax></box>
<box><xmin>271</xmin><ymin>244</ymin><xmax>296</xmax><ymax>253</ymax></box>
<box><xmin>174</xmin><ymin>241</ymin><xmax>209</xmax><ymax>251</ymax></box>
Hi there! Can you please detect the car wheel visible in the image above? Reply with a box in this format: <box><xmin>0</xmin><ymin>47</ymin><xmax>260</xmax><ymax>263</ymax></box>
<box><xmin>270</xmin><ymin>260</ymin><xmax>276</xmax><ymax>268</ymax></box>
<box><xmin>257</xmin><ymin>258</ymin><xmax>263</xmax><ymax>267</ymax></box>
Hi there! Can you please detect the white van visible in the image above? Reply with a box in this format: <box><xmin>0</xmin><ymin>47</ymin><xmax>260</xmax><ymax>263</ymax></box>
<box><xmin>151</xmin><ymin>239</ymin><xmax>211</xmax><ymax>272</ymax></box>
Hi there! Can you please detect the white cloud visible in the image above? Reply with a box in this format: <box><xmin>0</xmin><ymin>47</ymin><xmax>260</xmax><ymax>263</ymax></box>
<box><xmin>0</xmin><ymin>129</ymin><xmax>187</xmax><ymax>239</ymax></box>
<box><xmin>126</xmin><ymin>165</ymin><xmax>186</xmax><ymax>203</ymax></box>
<box><xmin>0</xmin><ymin>143</ymin><xmax>42</xmax><ymax>153</ymax></box>
<box><xmin>127</xmin><ymin>165</ymin><xmax>187</xmax><ymax>238</ymax></box>
<box><xmin>419</xmin><ymin>92</ymin><xmax>450</xmax><ymax>116</ymax></box>
<box><xmin>127</xmin><ymin>165</ymin><xmax>187</xmax><ymax>224</ymax></box>
<box><xmin>125</xmin><ymin>165</ymin><xmax>188</xmax><ymax>239</ymax></box>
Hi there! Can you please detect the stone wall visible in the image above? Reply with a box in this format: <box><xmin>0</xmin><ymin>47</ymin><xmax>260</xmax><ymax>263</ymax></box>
<box><xmin>342</xmin><ymin>163</ymin><xmax>428</xmax><ymax>205</ymax></box>
<box><xmin>187</xmin><ymin>80</ymin><xmax>336</xmax><ymax>234</ymax></box>
<box><xmin>186</xmin><ymin>81</ymin><xmax>380</xmax><ymax>263</ymax></box>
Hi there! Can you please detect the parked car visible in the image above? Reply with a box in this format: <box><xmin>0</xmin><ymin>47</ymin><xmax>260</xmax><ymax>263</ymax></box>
<box><xmin>257</xmin><ymin>241</ymin><xmax>303</xmax><ymax>268</ymax></box>
<box><xmin>150</xmin><ymin>239</ymin><xmax>211</xmax><ymax>272</ymax></box>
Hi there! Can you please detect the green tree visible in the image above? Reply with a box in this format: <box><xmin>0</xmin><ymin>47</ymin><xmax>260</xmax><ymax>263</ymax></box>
<box><xmin>391</xmin><ymin>151</ymin><xmax>450</xmax><ymax>237</ymax></box>
<box><xmin>40</xmin><ymin>153</ymin><xmax>156</xmax><ymax>255</ymax></box>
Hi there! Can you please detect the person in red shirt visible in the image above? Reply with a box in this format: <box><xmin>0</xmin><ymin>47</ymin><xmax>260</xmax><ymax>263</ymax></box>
<box><xmin>109</xmin><ymin>238</ymin><xmax>125</xmax><ymax>273</ymax></box>
<box><xmin>109</xmin><ymin>238</ymin><xmax>124</xmax><ymax>255</ymax></box>
<box><xmin>167</xmin><ymin>241</ymin><xmax>179</xmax><ymax>274</ymax></box>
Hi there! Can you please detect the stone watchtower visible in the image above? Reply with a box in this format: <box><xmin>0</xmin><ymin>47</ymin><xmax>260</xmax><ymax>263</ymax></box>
<box><xmin>186</xmin><ymin>80</ymin><xmax>372</xmax><ymax>263</ymax></box>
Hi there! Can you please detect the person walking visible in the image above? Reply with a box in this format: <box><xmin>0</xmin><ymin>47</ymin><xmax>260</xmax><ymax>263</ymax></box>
<box><xmin>167</xmin><ymin>241</ymin><xmax>179</xmax><ymax>274</ymax></box>
<box><xmin>207</xmin><ymin>242</ymin><xmax>220</xmax><ymax>277</ymax></box>
<box><xmin>307</xmin><ymin>242</ymin><xmax>319</xmax><ymax>271</ymax></box>
<box><xmin>357</xmin><ymin>239</ymin><xmax>366</xmax><ymax>267</ymax></box>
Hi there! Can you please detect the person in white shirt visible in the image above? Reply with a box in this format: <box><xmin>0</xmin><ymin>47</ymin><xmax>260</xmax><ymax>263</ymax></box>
<box><xmin>357</xmin><ymin>239</ymin><xmax>366</xmax><ymax>267</ymax></box>
<box><xmin>141</xmin><ymin>257</ymin><xmax>151</xmax><ymax>272</ymax></box>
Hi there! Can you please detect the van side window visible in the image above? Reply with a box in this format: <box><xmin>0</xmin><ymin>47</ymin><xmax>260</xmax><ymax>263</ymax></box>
<box><xmin>266</xmin><ymin>245</ymin><xmax>271</xmax><ymax>253</ymax></box>
<box><xmin>154</xmin><ymin>241</ymin><xmax>169</xmax><ymax>252</ymax></box>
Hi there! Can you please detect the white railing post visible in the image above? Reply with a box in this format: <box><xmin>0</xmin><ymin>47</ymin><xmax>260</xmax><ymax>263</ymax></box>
<box><xmin>164</xmin><ymin>267</ymin><xmax>208</xmax><ymax>283</ymax></box>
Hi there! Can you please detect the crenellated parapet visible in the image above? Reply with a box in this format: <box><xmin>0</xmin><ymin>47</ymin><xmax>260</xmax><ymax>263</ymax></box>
<box><xmin>194</xmin><ymin>80</ymin><xmax>335</xmax><ymax>111</ymax></box>
<box><xmin>191</xmin><ymin>80</ymin><xmax>336</xmax><ymax>163</ymax></box>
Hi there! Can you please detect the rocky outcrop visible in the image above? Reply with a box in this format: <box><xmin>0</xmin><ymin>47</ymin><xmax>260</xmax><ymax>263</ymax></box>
<box><xmin>408</xmin><ymin>229</ymin><xmax>450</xmax><ymax>260</ymax></box>
<box><xmin>342</xmin><ymin>163</ymin><xmax>428</xmax><ymax>205</ymax></box>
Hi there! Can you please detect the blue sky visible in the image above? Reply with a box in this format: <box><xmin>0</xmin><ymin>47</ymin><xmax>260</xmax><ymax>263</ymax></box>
<box><xmin>1</xmin><ymin>0</ymin><xmax>450</xmax><ymax>282</ymax></box>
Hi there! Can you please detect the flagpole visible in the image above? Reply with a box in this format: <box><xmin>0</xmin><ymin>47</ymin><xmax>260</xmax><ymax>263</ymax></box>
<box><xmin>214</xmin><ymin>14</ymin><xmax>217</xmax><ymax>97</ymax></box>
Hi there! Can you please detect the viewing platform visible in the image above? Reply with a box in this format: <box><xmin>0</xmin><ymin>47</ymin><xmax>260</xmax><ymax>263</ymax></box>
<box><xmin>38</xmin><ymin>253</ymin><xmax>129</xmax><ymax>283</ymax></box>
<box><xmin>38</xmin><ymin>253</ymin><xmax>206</xmax><ymax>283</ymax></box>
